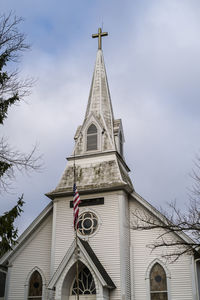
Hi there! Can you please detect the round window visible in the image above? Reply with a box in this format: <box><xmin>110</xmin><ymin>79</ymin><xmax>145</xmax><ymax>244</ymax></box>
<box><xmin>78</xmin><ymin>212</ymin><xmax>98</xmax><ymax>236</ymax></box>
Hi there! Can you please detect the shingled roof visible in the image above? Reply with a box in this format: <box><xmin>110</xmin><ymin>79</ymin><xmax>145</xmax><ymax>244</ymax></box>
<box><xmin>79</xmin><ymin>238</ymin><xmax>116</xmax><ymax>289</ymax></box>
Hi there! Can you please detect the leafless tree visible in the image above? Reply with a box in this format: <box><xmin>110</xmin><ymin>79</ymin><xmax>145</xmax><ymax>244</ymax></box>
<box><xmin>131</xmin><ymin>156</ymin><xmax>200</xmax><ymax>262</ymax></box>
<box><xmin>0</xmin><ymin>138</ymin><xmax>41</xmax><ymax>192</ymax></box>
<box><xmin>0</xmin><ymin>12</ymin><xmax>41</xmax><ymax>192</ymax></box>
<box><xmin>0</xmin><ymin>12</ymin><xmax>41</xmax><ymax>256</ymax></box>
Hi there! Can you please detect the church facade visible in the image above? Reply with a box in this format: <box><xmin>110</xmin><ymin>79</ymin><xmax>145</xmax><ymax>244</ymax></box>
<box><xmin>0</xmin><ymin>29</ymin><xmax>199</xmax><ymax>300</ymax></box>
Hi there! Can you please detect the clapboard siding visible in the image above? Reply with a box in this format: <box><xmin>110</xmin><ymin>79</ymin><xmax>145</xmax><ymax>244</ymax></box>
<box><xmin>7</xmin><ymin>213</ymin><xmax>52</xmax><ymax>300</ymax></box>
<box><xmin>88</xmin><ymin>192</ymin><xmax>121</xmax><ymax>300</ymax></box>
<box><xmin>53</xmin><ymin>191</ymin><xmax>124</xmax><ymax>300</ymax></box>
<box><xmin>130</xmin><ymin>199</ymin><xmax>193</xmax><ymax>300</ymax></box>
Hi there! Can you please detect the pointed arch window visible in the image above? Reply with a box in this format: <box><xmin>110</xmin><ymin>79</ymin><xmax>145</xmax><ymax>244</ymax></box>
<box><xmin>87</xmin><ymin>124</ymin><xmax>98</xmax><ymax>151</ymax></box>
<box><xmin>119</xmin><ymin>131</ymin><xmax>123</xmax><ymax>157</ymax></box>
<box><xmin>150</xmin><ymin>263</ymin><xmax>168</xmax><ymax>300</ymax></box>
<box><xmin>28</xmin><ymin>270</ymin><xmax>43</xmax><ymax>300</ymax></box>
<box><xmin>71</xmin><ymin>266</ymin><xmax>96</xmax><ymax>295</ymax></box>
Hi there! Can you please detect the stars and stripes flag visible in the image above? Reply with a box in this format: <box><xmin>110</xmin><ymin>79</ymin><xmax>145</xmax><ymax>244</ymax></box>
<box><xmin>73</xmin><ymin>183</ymin><xmax>81</xmax><ymax>229</ymax></box>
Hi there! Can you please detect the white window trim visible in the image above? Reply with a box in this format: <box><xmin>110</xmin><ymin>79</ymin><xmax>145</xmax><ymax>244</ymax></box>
<box><xmin>87</xmin><ymin>124</ymin><xmax>98</xmax><ymax>151</ymax></box>
<box><xmin>84</xmin><ymin>119</ymin><xmax>102</xmax><ymax>153</ymax></box>
<box><xmin>24</xmin><ymin>266</ymin><xmax>46</xmax><ymax>300</ymax></box>
<box><xmin>77</xmin><ymin>207</ymin><xmax>102</xmax><ymax>240</ymax></box>
<box><xmin>145</xmin><ymin>259</ymin><xmax>171</xmax><ymax>300</ymax></box>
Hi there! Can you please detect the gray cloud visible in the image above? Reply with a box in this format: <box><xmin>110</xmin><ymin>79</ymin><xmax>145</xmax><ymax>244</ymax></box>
<box><xmin>1</xmin><ymin>0</ymin><xmax>200</xmax><ymax>232</ymax></box>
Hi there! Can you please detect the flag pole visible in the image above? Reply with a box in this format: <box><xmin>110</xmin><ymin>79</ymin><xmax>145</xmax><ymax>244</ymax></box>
<box><xmin>73</xmin><ymin>150</ymin><xmax>79</xmax><ymax>300</ymax></box>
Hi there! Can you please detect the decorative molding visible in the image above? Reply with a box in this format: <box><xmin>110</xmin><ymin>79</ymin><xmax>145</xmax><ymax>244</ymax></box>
<box><xmin>145</xmin><ymin>259</ymin><xmax>171</xmax><ymax>300</ymax></box>
<box><xmin>24</xmin><ymin>266</ymin><xmax>46</xmax><ymax>300</ymax></box>
<box><xmin>145</xmin><ymin>259</ymin><xmax>171</xmax><ymax>280</ymax></box>
<box><xmin>77</xmin><ymin>207</ymin><xmax>102</xmax><ymax>240</ymax></box>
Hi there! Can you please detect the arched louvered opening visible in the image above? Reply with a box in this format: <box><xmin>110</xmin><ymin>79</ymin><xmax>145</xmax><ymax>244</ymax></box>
<box><xmin>71</xmin><ymin>266</ymin><xmax>96</xmax><ymax>296</ymax></box>
<box><xmin>87</xmin><ymin>124</ymin><xmax>98</xmax><ymax>151</ymax></box>
<box><xmin>150</xmin><ymin>263</ymin><xmax>168</xmax><ymax>300</ymax></box>
<box><xmin>119</xmin><ymin>131</ymin><xmax>123</xmax><ymax>156</ymax></box>
<box><xmin>28</xmin><ymin>270</ymin><xmax>43</xmax><ymax>300</ymax></box>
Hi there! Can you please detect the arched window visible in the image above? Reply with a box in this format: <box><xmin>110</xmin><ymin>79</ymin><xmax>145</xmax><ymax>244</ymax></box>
<box><xmin>71</xmin><ymin>266</ymin><xmax>96</xmax><ymax>295</ymax></box>
<box><xmin>28</xmin><ymin>270</ymin><xmax>42</xmax><ymax>300</ymax></box>
<box><xmin>150</xmin><ymin>263</ymin><xmax>168</xmax><ymax>300</ymax></box>
<box><xmin>87</xmin><ymin>124</ymin><xmax>97</xmax><ymax>151</ymax></box>
<box><xmin>119</xmin><ymin>131</ymin><xmax>123</xmax><ymax>156</ymax></box>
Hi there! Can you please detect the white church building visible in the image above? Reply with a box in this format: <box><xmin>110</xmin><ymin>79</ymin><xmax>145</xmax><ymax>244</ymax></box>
<box><xmin>0</xmin><ymin>28</ymin><xmax>200</xmax><ymax>300</ymax></box>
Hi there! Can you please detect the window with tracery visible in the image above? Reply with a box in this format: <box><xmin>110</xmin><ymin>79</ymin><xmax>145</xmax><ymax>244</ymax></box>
<box><xmin>71</xmin><ymin>266</ymin><xmax>96</xmax><ymax>295</ymax></box>
<box><xmin>150</xmin><ymin>263</ymin><xmax>168</xmax><ymax>300</ymax></box>
<box><xmin>28</xmin><ymin>270</ymin><xmax>42</xmax><ymax>300</ymax></box>
<box><xmin>78</xmin><ymin>212</ymin><xmax>98</xmax><ymax>236</ymax></box>
<box><xmin>87</xmin><ymin>124</ymin><xmax>97</xmax><ymax>151</ymax></box>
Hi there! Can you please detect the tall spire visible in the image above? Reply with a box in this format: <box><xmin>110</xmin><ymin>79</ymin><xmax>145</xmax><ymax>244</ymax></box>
<box><xmin>84</xmin><ymin>48</ymin><xmax>115</xmax><ymax>151</ymax></box>
<box><xmin>46</xmin><ymin>29</ymin><xmax>134</xmax><ymax>198</ymax></box>
<box><xmin>73</xmin><ymin>28</ymin><xmax>116</xmax><ymax>155</ymax></box>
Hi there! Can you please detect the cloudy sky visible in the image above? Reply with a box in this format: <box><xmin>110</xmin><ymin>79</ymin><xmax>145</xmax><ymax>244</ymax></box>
<box><xmin>1</xmin><ymin>0</ymin><xmax>200</xmax><ymax>233</ymax></box>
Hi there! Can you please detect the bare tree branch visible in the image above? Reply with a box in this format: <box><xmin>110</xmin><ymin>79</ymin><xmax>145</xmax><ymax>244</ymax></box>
<box><xmin>0</xmin><ymin>138</ymin><xmax>42</xmax><ymax>192</ymax></box>
<box><xmin>131</xmin><ymin>185</ymin><xmax>200</xmax><ymax>262</ymax></box>
<box><xmin>0</xmin><ymin>12</ymin><xmax>42</xmax><ymax>256</ymax></box>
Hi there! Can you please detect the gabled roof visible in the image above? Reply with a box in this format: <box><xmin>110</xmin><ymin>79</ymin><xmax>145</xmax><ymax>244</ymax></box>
<box><xmin>0</xmin><ymin>202</ymin><xmax>53</xmax><ymax>265</ymax></box>
<box><xmin>48</xmin><ymin>237</ymin><xmax>115</xmax><ymax>290</ymax></box>
<box><xmin>79</xmin><ymin>238</ymin><xmax>115</xmax><ymax>289</ymax></box>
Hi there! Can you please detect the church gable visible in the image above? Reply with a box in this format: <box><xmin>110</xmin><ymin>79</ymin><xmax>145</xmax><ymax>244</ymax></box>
<box><xmin>48</xmin><ymin>237</ymin><xmax>115</xmax><ymax>299</ymax></box>
<box><xmin>74</xmin><ymin>113</ymin><xmax>104</xmax><ymax>155</ymax></box>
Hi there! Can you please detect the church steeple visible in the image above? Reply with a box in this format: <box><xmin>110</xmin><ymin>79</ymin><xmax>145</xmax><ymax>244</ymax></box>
<box><xmin>46</xmin><ymin>29</ymin><xmax>134</xmax><ymax>198</ymax></box>
<box><xmin>73</xmin><ymin>29</ymin><xmax>118</xmax><ymax>156</ymax></box>
<box><xmin>79</xmin><ymin>48</ymin><xmax>115</xmax><ymax>153</ymax></box>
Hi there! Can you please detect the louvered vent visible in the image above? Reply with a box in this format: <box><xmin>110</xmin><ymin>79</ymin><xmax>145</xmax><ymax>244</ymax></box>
<box><xmin>87</xmin><ymin>124</ymin><xmax>97</xmax><ymax>151</ymax></box>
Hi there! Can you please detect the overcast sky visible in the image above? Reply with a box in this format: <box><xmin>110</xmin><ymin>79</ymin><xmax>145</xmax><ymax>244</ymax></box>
<box><xmin>1</xmin><ymin>0</ymin><xmax>200</xmax><ymax>233</ymax></box>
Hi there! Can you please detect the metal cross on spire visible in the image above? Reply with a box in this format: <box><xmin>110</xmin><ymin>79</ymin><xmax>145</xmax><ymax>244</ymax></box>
<box><xmin>92</xmin><ymin>28</ymin><xmax>108</xmax><ymax>50</ymax></box>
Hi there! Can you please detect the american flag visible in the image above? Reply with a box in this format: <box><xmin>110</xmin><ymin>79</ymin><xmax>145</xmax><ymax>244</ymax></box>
<box><xmin>73</xmin><ymin>183</ymin><xmax>81</xmax><ymax>229</ymax></box>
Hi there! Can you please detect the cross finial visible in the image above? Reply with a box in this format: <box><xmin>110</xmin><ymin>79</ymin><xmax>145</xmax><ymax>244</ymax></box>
<box><xmin>92</xmin><ymin>28</ymin><xmax>108</xmax><ymax>50</ymax></box>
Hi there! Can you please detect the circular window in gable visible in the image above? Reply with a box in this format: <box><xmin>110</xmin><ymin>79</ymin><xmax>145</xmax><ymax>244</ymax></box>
<box><xmin>78</xmin><ymin>212</ymin><xmax>98</xmax><ymax>236</ymax></box>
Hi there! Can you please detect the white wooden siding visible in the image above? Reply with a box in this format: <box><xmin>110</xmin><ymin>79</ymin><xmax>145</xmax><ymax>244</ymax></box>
<box><xmin>53</xmin><ymin>191</ymin><xmax>125</xmax><ymax>300</ymax></box>
<box><xmin>7</xmin><ymin>213</ymin><xmax>52</xmax><ymax>300</ymax></box>
<box><xmin>129</xmin><ymin>199</ymin><xmax>193</xmax><ymax>300</ymax></box>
